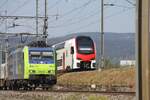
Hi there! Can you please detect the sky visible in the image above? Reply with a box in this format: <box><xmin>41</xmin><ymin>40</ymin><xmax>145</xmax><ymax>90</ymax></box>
<box><xmin>0</xmin><ymin>0</ymin><xmax>136</xmax><ymax>37</ymax></box>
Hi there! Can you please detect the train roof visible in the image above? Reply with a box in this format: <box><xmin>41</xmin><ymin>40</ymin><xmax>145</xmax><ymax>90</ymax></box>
<box><xmin>8</xmin><ymin>46</ymin><xmax>53</xmax><ymax>56</ymax></box>
<box><xmin>75</xmin><ymin>35</ymin><xmax>92</xmax><ymax>38</ymax></box>
<box><xmin>28</xmin><ymin>40</ymin><xmax>49</xmax><ymax>47</ymax></box>
<box><xmin>52</xmin><ymin>35</ymin><xmax>93</xmax><ymax>47</ymax></box>
<box><xmin>28</xmin><ymin>47</ymin><xmax>53</xmax><ymax>52</ymax></box>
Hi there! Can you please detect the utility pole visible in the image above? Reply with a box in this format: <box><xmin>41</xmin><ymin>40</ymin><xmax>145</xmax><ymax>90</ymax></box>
<box><xmin>4</xmin><ymin>14</ymin><xmax>8</xmax><ymax>77</ymax></box>
<box><xmin>43</xmin><ymin>0</ymin><xmax>48</xmax><ymax>43</ymax></box>
<box><xmin>99</xmin><ymin>0</ymin><xmax>104</xmax><ymax>70</ymax></box>
<box><xmin>136</xmin><ymin>0</ymin><xmax>150</xmax><ymax>100</ymax></box>
<box><xmin>5</xmin><ymin>38</ymin><xmax>8</xmax><ymax>80</ymax></box>
<box><xmin>36</xmin><ymin>0</ymin><xmax>39</xmax><ymax>39</ymax></box>
<box><xmin>5</xmin><ymin>10</ymin><xmax>7</xmax><ymax>33</ymax></box>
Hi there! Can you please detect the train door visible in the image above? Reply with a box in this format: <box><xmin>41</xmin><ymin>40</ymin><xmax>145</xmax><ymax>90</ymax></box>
<box><xmin>62</xmin><ymin>52</ymin><xmax>65</xmax><ymax>71</ymax></box>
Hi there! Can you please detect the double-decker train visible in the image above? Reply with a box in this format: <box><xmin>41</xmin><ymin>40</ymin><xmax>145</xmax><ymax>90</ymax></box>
<box><xmin>53</xmin><ymin>36</ymin><xmax>96</xmax><ymax>71</ymax></box>
<box><xmin>0</xmin><ymin>46</ymin><xmax>56</xmax><ymax>90</ymax></box>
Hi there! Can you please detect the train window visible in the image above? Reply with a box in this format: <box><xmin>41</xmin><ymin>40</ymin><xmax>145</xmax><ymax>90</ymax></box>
<box><xmin>70</xmin><ymin>46</ymin><xmax>74</xmax><ymax>54</ymax></box>
<box><xmin>30</xmin><ymin>55</ymin><xmax>41</xmax><ymax>59</ymax></box>
<box><xmin>30</xmin><ymin>52</ymin><xmax>41</xmax><ymax>55</ymax></box>
<box><xmin>42</xmin><ymin>52</ymin><xmax>53</xmax><ymax>56</ymax></box>
<box><xmin>57</xmin><ymin>59</ymin><xmax>62</xmax><ymax>66</ymax></box>
<box><xmin>76</xmin><ymin>37</ymin><xmax>94</xmax><ymax>54</ymax></box>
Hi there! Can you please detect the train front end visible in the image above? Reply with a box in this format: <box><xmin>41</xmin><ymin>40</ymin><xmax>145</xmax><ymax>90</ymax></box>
<box><xmin>24</xmin><ymin>47</ymin><xmax>56</xmax><ymax>87</ymax></box>
<box><xmin>75</xmin><ymin>36</ymin><xmax>96</xmax><ymax>70</ymax></box>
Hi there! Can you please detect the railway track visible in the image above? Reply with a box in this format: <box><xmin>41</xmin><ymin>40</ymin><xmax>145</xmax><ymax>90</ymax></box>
<box><xmin>0</xmin><ymin>90</ymin><xmax>136</xmax><ymax>100</ymax></box>
<box><xmin>7</xmin><ymin>89</ymin><xmax>135</xmax><ymax>96</ymax></box>
<box><xmin>0</xmin><ymin>84</ymin><xmax>136</xmax><ymax>96</ymax></box>
<box><xmin>51</xmin><ymin>90</ymin><xmax>136</xmax><ymax>96</ymax></box>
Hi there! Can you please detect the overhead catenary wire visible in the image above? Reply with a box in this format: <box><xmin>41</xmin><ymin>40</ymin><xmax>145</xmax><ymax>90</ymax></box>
<box><xmin>104</xmin><ymin>4</ymin><xmax>135</xmax><ymax>9</ymax></box>
<box><xmin>0</xmin><ymin>0</ymin><xmax>135</xmax><ymax>38</ymax></box>
<box><xmin>49</xmin><ymin>10</ymin><xmax>100</xmax><ymax>28</ymax></box>
<box><xmin>67</xmin><ymin>7</ymin><xmax>134</xmax><ymax>33</ymax></box>
<box><xmin>0</xmin><ymin>0</ymin><xmax>8</xmax><ymax>10</ymax></box>
<box><xmin>61</xmin><ymin>0</ymin><xmax>95</xmax><ymax>16</ymax></box>
<box><xmin>1</xmin><ymin>0</ymin><xmax>97</xmax><ymax>33</ymax></box>
<box><xmin>48</xmin><ymin>3</ymin><xmax>134</xmax><ymax>29</ymax></box>
<box><xmin>49</xmin><ymin>0</ymin><xmax>99</xmax><ymax>25</ymax></box>
<box><xmin>9</xmin><ymin>0</ymin><xmax>30</xmax><ymax>15</ymax></box>
<box><xmin>48</xmin><ymin>0</ymin><xmax>97</xmax><ymax>23</ymax></box>
<box><xmin>125</xmin><ymin>0</ymin><xmax>136</xmax><ymax>6</ymax></box>
<box><xmin>105</xmin><ymin>6</ymin><xmax>134</xmax><ymax>19</ymax></box>
<box><xmin>48</xmin><ymin>0</ymin><xmax>133</xmax><ymax>27</ymax></box>
<box><xmin>48</xmin><ymin>0</ymin><xmax>62</xmax><ymax>11</ymax></box>
<box><xmin>67</xmin><ymin>20</ymin><xmax>100</xmax><ymax>34</ymax></box>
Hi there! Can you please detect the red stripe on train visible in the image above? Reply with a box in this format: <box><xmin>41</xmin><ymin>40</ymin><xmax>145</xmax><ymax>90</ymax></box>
<box><xmin>76</xmin><ymin>53</ymin><xmax>96</xmax><ymax>61</ymax></box>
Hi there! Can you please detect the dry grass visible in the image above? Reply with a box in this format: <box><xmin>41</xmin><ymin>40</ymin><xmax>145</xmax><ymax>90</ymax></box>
<box><xmin>57</xmin><ymin>67</ymin><xmax>136</xmax><ymax>88</ymax></box>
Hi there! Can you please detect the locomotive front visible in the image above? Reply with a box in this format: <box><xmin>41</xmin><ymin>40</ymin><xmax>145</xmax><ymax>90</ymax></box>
<box><xmin>24</xmin><ymin>47</ymin><xmax>57</xmax><ymax>87</ymax></box>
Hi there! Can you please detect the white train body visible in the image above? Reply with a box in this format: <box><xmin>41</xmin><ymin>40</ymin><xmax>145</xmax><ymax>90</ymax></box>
<box><xmin>53</xmin><ymin>36</ymin><xmax>96</xmax><ymax>71</ymax></box>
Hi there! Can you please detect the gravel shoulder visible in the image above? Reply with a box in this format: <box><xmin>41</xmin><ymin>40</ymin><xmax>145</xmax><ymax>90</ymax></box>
<box><xmin>0</xmin><ymin>91</ymin><xmax>135</xmax><ymax>100</ymax></box>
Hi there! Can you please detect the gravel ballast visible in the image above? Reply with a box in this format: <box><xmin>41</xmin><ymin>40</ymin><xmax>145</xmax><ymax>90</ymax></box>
<box><xmin>0</xmin><ymin>91</ymin><xmax>135</xmax><ymax>100</ymax></box>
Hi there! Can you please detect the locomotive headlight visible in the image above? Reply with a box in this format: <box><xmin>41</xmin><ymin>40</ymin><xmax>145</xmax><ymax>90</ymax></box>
<box><xmin>40</xmin><ymin>61</ymin><xmax>44</xmax><ymax>64</ymax></box>
<box><xmin>48</xmin><ymin>70</ymin><xmax>54</xmax><ymax>74</ymax></box>
<box><xmin>93</xmin><ymin>63</ymin><xmax>96</xmax><ymax>67</ymax></box>
<box><xmin>30</xmin><ymin>65</ymin><xmax>34</xmax><ymax>67</ymax></box>
<box><xmin>29</xmin><ymin>70</ymin><xmax>36</xmax><ymax>73</ymax></box>
<box><xmin>48</xmin><ymin>70</ymin><xmax>51</xmax><ymax>73</ymax></box>
<box><xmin>77</xmin><ymin>58</ymin><xmax>82</xmax><ymax>60</ymax></box>
<box><xmin>91</xmin><ymin>58</ymin><xmax>95</xmax><ymax>60</ymax></box>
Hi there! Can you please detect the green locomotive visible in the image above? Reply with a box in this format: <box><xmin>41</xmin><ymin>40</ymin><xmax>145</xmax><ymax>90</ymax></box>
<box><xmin>0</xmin><ymin>46</ymin><xmax>57</xmax><ymax>90</ymax></box>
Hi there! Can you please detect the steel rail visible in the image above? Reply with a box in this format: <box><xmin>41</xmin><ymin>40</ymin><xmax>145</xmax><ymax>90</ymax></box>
<box><xmin>6</xmin><ymin>89</ymin><xmax>136</xmax><ymax>96</ymax></box>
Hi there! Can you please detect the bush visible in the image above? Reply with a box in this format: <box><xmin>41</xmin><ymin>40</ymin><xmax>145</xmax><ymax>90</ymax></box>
<box><xmin>97</xmin><ymin>58</ymin><xmax>121</xmax><ymax>69</ymax></box>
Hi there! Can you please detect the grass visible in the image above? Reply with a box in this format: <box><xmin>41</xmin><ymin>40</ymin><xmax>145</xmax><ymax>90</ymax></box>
<box><xmin>57</xmin><ymin>67</ymin><xmax>136</xmax><ymax>89</ymax></box>
<box><xmin>88</xmin><ymin>95</ymin><xmax>108</xmax><ymax>100</ymax></box>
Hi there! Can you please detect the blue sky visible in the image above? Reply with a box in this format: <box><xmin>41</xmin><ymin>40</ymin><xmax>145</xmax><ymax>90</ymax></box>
<box><xmin>0</xmin><ymin>0</ymin><xmax>136</xmax><ymax>37</ymax></box>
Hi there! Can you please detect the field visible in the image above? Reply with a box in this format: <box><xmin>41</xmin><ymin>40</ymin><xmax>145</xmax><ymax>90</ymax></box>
<box><xmin>57</xmin><ymin>67</ymin><xmax>136</xmax><ymax>92</ymax></box>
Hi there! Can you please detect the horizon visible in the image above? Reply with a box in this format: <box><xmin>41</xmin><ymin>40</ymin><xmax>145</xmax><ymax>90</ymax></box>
<box><xmin>48</xmin><ymin>31</ymin><xmax>135</xmax><ymax>38</ymax></box>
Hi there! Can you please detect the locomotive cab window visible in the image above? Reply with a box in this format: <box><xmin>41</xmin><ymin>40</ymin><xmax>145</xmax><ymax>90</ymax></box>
<box><xmin>29</xmin><ymin>51</ymin><xmax>54</xmax><ymax>64</ymax></box>
<box><xmin>42</xmin><ymin>52</ymin><xmax>54</xmax><ymax>60</ymax></box>
<box><xmin>29</xmin><ymin>52</ymin><xmax>41</xmax><ymax>60</ymax></box>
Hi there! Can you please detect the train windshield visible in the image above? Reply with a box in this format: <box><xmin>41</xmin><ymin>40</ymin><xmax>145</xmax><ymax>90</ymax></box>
<box><xmin>76</xmin><ymin>36</ymin><xmax>94</xmax><ymax>54</ymax></box>
<box><xmin>29</xmin><ymin>51</ymin><xmax>54</xmax><ymax>64</ymax></box>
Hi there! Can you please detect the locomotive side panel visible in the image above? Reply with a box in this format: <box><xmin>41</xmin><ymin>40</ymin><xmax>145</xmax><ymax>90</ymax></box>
<box><xmin>15</xmin><ymin>48</ymin><xmax>24</xmax><ymax>79</ymax></box>
<box><xmin>7</xmin><ymin>48</ymin><xmax>25</xmax><ymax>80</ymax></box>
<box><xmin>0</xmin><ymin>64</ymin><xmax>5</xmax><ymax>79</ymax></box>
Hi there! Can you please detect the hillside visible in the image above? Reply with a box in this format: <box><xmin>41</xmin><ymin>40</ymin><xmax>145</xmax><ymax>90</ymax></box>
<box><xmin>0</xmin><ymin>32</ymin><xmax>135</xmax><ymax>64</ymax></box>
<box><xmin>48</xmin><ymin>32</ymin><xmax>135</xmax><ymax>63</ymax></box>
